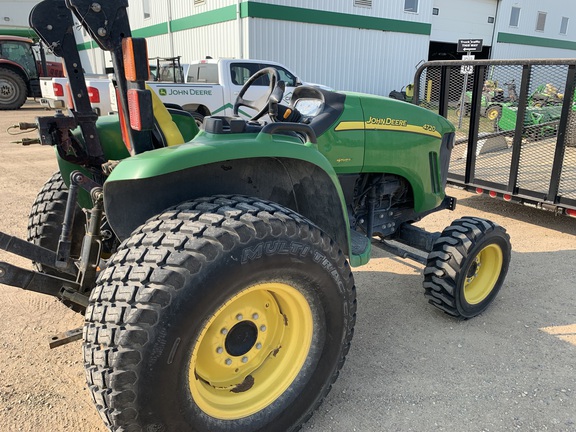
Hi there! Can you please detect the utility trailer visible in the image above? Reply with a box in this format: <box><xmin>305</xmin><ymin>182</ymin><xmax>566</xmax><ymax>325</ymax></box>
<box><xmin>413</xmin><ymin>58</ymin><xmax>576</xmax><ymax>218</ymax></box>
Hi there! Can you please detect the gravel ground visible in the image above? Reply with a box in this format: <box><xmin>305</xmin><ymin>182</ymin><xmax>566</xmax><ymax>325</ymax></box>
<box><xmin>0</xmin><ymin>101</ymin><xmax>574</xmax><ymax>432</ymax></box>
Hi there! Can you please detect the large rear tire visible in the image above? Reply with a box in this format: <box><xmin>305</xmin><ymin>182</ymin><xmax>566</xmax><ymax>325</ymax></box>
<box><xmin>27</xmin><ymin>172</ymin><xmax>85</xmax><ymax>275</ymax></box>
<box><xmin>27</xmin><ymin>172</ymin><xmax>86</xmax><ymax>311</ymax></box>
<box><xmin>0</xmin><ymin>68</ymin><xmax>27</xmax><ymax>110</ymax></box>
<box><xmin>423</xmin><ymin>217</ymin><xmax>511</xmax><ymax>318</ymax></box>
<box><xmin>84</xmin><ymin>195</ymin><xmax>356</xmax><ymax>431</ymax></box>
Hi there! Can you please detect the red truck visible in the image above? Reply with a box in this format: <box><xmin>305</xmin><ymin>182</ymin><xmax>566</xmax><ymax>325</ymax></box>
<box><xmin>0</xmin><ymin>35</ymin><xmax>63</xmax><ymax>110</ymax></box>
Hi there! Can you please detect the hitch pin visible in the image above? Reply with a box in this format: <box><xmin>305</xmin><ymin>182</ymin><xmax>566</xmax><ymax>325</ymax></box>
<box><xmin>10</xmin><ymin>138</ymin><xmax>41</xmax><ymax>145</ymax></box>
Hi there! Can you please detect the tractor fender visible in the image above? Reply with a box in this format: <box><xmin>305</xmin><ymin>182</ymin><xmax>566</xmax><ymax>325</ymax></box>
<box><xmin>0</xmin><ymin>60</ymin><xmax>30</xmax><ymax>81</ymax></box>
<box><xmin>103</xmin><ymin>133</ymin><xmax>352</xmax><ymax>256</ymax></box>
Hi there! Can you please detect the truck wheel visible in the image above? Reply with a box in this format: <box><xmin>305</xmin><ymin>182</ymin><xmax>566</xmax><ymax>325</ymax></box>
<box><xmin>191</xmin><ymin>111</ymin><xmax>205</xmax><ymax>127</ymax></box>
<box><xmin>84</xmin><ymin>195</ymin><xmax>356</xmax><ymax>432</ymax></box>
<box><xmin>0</xmin><ymin>69</ymin><xmax>27</xmax><ymax>110</ymax></box>
<box><xmin>423</xmin><ymin>217</ymin><xmax>511</xmax><ymax>319</ymax></box>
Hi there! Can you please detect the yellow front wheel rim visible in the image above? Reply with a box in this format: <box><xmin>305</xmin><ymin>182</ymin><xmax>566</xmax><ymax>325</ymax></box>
<box><xmin>463</xmin><ymin>244</ymin><xmax>503</xmax><ymax>305</ymax></box>
<box><xmin>487</xmin><ymin>109</ymin><xmax>499</xmax><ymax>120</ymax></box>
<box><xmin>189</xmin><ymin>282</ymin><xmax>313</xmax><ymax>420</ymax></box>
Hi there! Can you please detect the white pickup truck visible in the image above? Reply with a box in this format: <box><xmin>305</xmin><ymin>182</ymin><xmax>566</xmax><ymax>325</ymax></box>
<box><xmin>39</xmin><ymin>74</ymin><xmax>113</xmax><ymax>116</ymax></box>
<box><xmin>111</xmin><ymin>58</ymin><xmax>321</xmax><ymax>124</ymax></box>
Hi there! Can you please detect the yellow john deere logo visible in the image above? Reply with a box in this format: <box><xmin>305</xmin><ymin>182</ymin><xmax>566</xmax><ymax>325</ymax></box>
<box><xmin>335</xmin><ymin>116</ymin><xmax>441</xmax><ymax>138</ymax></box>
<box><xmin>159</xmin><ymin>88</ymin><xmax>167</xmax><ymax>96</ymax></box>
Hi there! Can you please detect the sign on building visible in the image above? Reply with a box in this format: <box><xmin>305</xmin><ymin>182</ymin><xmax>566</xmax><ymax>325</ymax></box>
<box><xmin>457</xmin><ymin>39</ymin><xmax>483</xmax><ymax>53</ymax></box>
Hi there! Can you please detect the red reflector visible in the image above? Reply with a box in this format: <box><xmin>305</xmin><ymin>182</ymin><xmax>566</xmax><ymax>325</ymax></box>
<box><xmin>87</xmin><ymin>86</ymin><xmax>100</xmax><ymax>103</ymax></box>
<box><xmin>116</xmin><ymin>88</ymin><xmax>131</xmax><ymax>153</ymax></box>
<box><xmin>566</xmin><ymin>209</ymin><xmax>576</xmax><ymax>218</ymax></box>
<box><xmin>476</xmin><ymin>188</ymin><xmax>483</xmax><ymax>194</ymax></box>
<box><xmin>65</xmin><ymin>83</ymin><xmax>74</xmax><ymax>110</ymax></box>
<box><xmin>489</xmin><ymin>191</ymin><xmax>497</xmax><ymax>198</ymax></box>
<box><xmin>127</xmin><ymin>89</ymin><xmax>142</xmax><ymax>131</ymax></box>
<box><xmin>53</xmin><ymin>83</ymin><xmax>64</xmax><ymax>97</ymax></box>
<box><xmin>503</xmin><ymin>194</ymin><xmax>512</xmax><ymax>201</ymax></box>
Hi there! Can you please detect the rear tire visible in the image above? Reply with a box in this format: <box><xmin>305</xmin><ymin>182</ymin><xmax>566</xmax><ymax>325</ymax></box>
<box><xmin>84</xmin><ymin>195</ymin><xmax>356</xmax><ymax>432</ymax></box>
<box><xmin>27</xmin><ymin>172</ymin><xmax>85</xmax><ymax>275</ymax></box>
<box><xmin>0</xmin><ymin>68</ymin><xmax>27</xmax><ymax>110</ymax></box>
<box><xmin>423</xmin><ymin>217</ymin><xmax>511</xmax><ymax>318</ymax></box>
<box><xmin>27</xmin><ymin>172</ymin><xmax>86</xmax><ymax>312</ymax></box>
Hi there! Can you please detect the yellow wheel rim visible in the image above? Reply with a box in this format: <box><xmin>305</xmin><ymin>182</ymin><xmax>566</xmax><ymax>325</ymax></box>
<box><xmin>463</xmin><ymin>244</ymin><xmax>503</xmax><ymax>305</ymax></box>
<box><xmin>487</xmin><ymin>109</ymin><xmax>499</xmax><ymax>120</ymax></box>
<box><xmin>189</xmin><ymin>282</ymin><xmax>313</xmax><ymax>420</ymax></box>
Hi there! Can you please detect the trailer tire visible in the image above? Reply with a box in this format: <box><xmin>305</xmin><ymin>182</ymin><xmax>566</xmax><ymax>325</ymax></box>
<box><xmin>423</xmin><ymin>217</ymin><xmax>511</xmax><ymax>319</ymax></box>
<box><xmin>0</xmin><ymin>68</ymin><xmax>28</xmax><ymax>110</ymax></box>
<box><xmin>84</xmin><ymin>195</ymin><xmax>356</xmax><ymax>432</ymax></box>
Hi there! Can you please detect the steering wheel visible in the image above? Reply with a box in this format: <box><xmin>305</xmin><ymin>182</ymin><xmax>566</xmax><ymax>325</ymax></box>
<box><xmin>233</xmin><ymin>67</ymin><xmax>284</xmax><ymax>121</ymax></box>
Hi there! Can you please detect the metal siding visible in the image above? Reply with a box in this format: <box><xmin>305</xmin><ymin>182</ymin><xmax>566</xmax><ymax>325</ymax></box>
<box><xmin>491</xmin><ymin>43</ymin><xmax>576</xmax><ymax>60</ymax></box>
<box><xmin>168</xmin><ymin>21</ymin><xmax>243</xmax><ymax>61</ymax></box>
<box><xmin>494</xmin><ymin>0</ymin><xmax>576</xmax><ymax>41</ymax></box>
<box><xmin>430</xmin><ymin>0</ymin><xmax>498</xmax><ymax>45</ymax></box>
<box><xmin>249</xmin><ymin>19</ymin><xmax>428</xmax><ymax>96</ymax></box>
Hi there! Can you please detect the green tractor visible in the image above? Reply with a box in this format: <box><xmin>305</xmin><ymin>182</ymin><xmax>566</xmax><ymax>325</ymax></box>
<box><xmin>497</xmin><ymin>83</ymin><xmax>576</xmax><ymax>141</ymax></box>
<box><xmin>457</xmin><ymin>80</ymin><xmax>516</xmax><ymax>123</ymax></box>
<box><xmin>0</xmin><ymin>1</ymin><xmax>511</xmax><ymax>431</ymax></box>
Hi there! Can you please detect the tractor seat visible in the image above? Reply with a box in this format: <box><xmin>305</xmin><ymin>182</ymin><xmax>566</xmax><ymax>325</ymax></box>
<box><xmin>148</xmin><ymin>85</ymin><xmax>199</xmax><ymax>147</ymax></box>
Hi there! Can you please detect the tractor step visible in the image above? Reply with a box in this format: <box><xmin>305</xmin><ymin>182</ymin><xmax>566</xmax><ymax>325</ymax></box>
<box><xmin>350</xmin><ymin>229</ymin><xmax>370</xmax><ymax>256</ymax></box>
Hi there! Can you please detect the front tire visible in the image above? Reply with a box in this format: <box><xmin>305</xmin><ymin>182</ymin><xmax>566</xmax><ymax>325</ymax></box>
<box><xmin>423</xmin><ymin>217</ymin><xmax>511</xmax><ymax>318</ymax></box>
<box><xmin>84</xmin><ymin>196</ymin><xmax>356</xmax><ymax>431</ymax></box>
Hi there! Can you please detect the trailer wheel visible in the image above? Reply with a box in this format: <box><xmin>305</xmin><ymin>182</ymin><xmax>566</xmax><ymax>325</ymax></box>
<box><xmin>0</xmin><ymin>69</ymin><xmax>27</xmax><ymax>110</ymax></box>
<box><xmin>84</xmin><ymin>195</ymin><xmax>356</xmax><ymax>432</ymax></box>
<box><xmin>423</xmin><ymin>217</ymin><xmax>511</xmax><ymax>319</ymax></box>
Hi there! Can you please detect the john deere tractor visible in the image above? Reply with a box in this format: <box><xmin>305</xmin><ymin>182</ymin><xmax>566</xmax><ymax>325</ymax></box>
<box><xmin>0</xmin><ymin>1</ymin><xmax>511</xmax><ymax>431</ymax></box>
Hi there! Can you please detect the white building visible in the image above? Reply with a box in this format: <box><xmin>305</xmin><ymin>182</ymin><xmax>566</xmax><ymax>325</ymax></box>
<box><xmin>11</xmin><ymin>0</ymin><xmax>576</xmax><ymax>96</ymax></box>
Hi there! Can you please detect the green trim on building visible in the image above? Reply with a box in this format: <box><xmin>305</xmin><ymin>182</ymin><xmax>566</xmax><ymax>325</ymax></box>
<box><xmin>497</xmin><ymin>32</ymin><xmax>576</xmax><ymax>51</ymax></box>
<box><xmin>241</xmin><ymin>3</ymin><xmax>431</xmax><ymax>35</ymax></box>
<box><xmin>76</xmin><ymin>2</ymin><xmax>430</xmax><ymax>51</ymax></box>
<box><xmin>170</xmin><ymin>5</ymin><xmax>237</xmax><ymax>32</ymax></box>
<box><xmin>133</xmin><ymin>22</ymin><xmax>169</xmax><ymax>39</ymax></box>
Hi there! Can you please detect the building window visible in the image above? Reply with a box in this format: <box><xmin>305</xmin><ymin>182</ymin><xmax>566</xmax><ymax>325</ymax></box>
<box><xmin>536</xmin><ymin>12</ymin><xmax>547</xmax><ymax>32</ymax></box>
<box><xmin>404</xmin><ymin>0</ymin><xmax>418</xmax><ymax>13</ymax></box>
<box><xmin>509</xmin><ymin>6</ymin><xmax>520</xmax><ymax>27</ymax></box>
<box><xmin>194</xmin><ymin>0</ymin><xmax>206</xmax><ymax>5</ymax></box>
<box><xmin>488</xmin><ymin>16</ymin><xmax>495</xmax><ymax>24</ymax></box>
<box><xmin>142</xmin><ymin>0</ymin><xmax>150</xmax><ymax>19</ymax></box>
<box><xmin>432</xmin><ymin>8</ymin><xmax>439</xmax><ymax>16</ymax></box>
<box><xmin>560</xmin><ymin>17</ymin><xmax>569</xmax><ymax>35</ymax></box>
<box><xmin>354</xmin><ymin>0</ymin><xmax>372</xmax><ymax>8</ymax></box>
